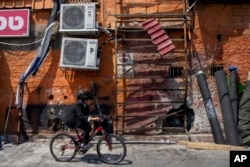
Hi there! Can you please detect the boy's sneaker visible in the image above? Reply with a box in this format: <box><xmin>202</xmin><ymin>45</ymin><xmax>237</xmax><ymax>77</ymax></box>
<box><xmin>80</xmin><ymin>142</ymin><xmax>93</xmax><ymax>151</ymax></box>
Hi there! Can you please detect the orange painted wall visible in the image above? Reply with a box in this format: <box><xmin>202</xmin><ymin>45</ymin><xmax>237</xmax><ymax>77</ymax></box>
<box><xmin>1</xmin><ymin>1</ymin><xmax>250</xmax><ymax>135</ymax></box>
<box><xmin>0</xmin><ymin>1</ymin><xmax>116</xmax><ymax>134</ymax></box>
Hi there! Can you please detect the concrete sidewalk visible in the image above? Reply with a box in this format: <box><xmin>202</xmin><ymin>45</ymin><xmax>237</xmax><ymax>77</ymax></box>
<box><xmin>27</xmin><ymin>131</ymin><xmax>215</xmax><ymax>144</ymax></box>
<box><xmin>0</xmin><ymin>137</ymin><xmax>230</xmax><ymax>167</ymax></box>
<box><xmin>1</xmin><ymin>132</ymin><xmax>248</xmax><ymax>167</ymax></box>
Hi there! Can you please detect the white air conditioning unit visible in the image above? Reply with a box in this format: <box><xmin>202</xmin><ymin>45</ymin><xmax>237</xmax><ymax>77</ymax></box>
<box><xmin>60</xmin><ymin>37</ymin><xmax>99</xmax><ymax>70</ymax></box>
<box><xmin>59</xmin><ymin>3</ymin><xmax>97</xmax><ymax>34</ymax></box>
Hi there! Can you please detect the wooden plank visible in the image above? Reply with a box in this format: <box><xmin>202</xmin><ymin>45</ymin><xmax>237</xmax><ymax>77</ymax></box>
<box><xmin>178</xmin><ymin>140</ymin><xmax>247</xmax><ymax>151</ymax></box>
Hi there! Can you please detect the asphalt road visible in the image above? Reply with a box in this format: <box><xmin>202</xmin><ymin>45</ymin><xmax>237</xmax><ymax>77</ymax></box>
<box><xmin>0</xmin><ymin>138</ymin><xmax>230</xmax><ymax>167</ymax></box>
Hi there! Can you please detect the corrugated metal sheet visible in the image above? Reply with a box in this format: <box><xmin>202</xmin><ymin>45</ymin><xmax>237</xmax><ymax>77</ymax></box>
<box><xmin>142</xmin><ymin>18</ymin><xmax>176</xmax><ymax>56</ymax></box>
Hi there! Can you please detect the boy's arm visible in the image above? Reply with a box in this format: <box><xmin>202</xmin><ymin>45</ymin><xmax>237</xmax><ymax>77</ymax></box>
<box><xmin>74</xmin><ymin>105</ymin><xmax>89</xmax><ymax>121</ymax></box>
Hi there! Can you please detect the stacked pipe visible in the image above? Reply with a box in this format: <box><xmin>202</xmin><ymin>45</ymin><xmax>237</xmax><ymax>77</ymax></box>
<box><xmin>215</xmin><ymin>70</ymin><xmax>241</xmax><ymax>146</ymax></box>
<box><xmin>142</xmin><ymin>18</ymin><xmax>176</xmax><ymax>56</ymax></box>
<box><xmin>228</xmin><ymin>66</ymin><xmax>239</xmax><ymax>125</ymax></box>
<box><xmin>196</xmin><ymin>70</ymin><xmax>225</xmax><ymax>144</ymax></box>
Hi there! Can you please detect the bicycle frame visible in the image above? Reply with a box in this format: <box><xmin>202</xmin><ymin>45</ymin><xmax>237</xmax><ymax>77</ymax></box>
<box><xmin>51</xmin><ymin>117</ymin><xmax>125</xmax><ymax>163</ymax></box>
<box><xmin>72</xmin><ymin>120</ymin><xmax>111</xmax><ymax>150</ymax></box>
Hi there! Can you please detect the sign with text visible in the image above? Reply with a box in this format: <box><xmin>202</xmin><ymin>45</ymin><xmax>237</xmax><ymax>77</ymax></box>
<box><xmin>230</xmin><ymin>151</ymin><xmax>250</xmax><ymax>167</ymax></box>
<box><xmin>0</xmin><ymin>9</ymin><xmax>30</xmax><ymax>37</ymax></box>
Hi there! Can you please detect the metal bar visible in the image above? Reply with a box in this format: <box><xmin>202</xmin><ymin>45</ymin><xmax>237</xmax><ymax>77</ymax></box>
<box><xmin>117</xmin><ymin>26</ymin><xmax>191</xmax><ymax>30</ymax></box>
<box><xmin>114</xmin><ymin>126</ymin><xmax>186</xmax><ymax>132</ymax></box>
<box><xmin>114</xmin><ymin>0</ymin><xmax>122</xmax><ymax>134</ymax></box>
<box><xmin>4</xmin><ymin>92</ymin><xmax>13</xmax><ymax>137</ymax></box>
<box><xmin>114</xmin><ymin>18</ymin><xmax>190</xmax><ymax>22</ymax></box>
<box><xmin>116</xmin><ymin>75</ymin><xmax>187</xmax><ymax>79</ymax></box>
<box><xmin>117</xmin><ymin>101</ymin><xmax>186</xmax><ymax>105</ymax></box>
<box><xmin>111</xmin><ymin>14</ymin><xmax>192</xmax><ymax>18</ymax></box>
<box><xmin>117</xmin><ymin>88</ymin><xmax>187</xmax><ymax>92</ymax></box>
<box><xmin>115</xmin><ymin>1</ymin><xmax>184</xmax><ymax>5</ymax></box>
<box><xmin>186</xmin><ymin>0</ymin><xmax>197</xmax><ymax>13</ymax></box>
<box><xmin>119</xmin><ymin>38</ymin><xmax>185</xmax><ymax>42</ymax></box>
<box><xmin>116</xmin><ymin>110</ymin><xmax>184</xmax><ymax>118</ymax></box>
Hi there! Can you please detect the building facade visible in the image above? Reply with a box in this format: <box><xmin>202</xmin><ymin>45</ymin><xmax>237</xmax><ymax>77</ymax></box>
<box><xmin>0</xmin><ymin>0</ymin><xmax>250</xmax><ymax>142</ymax></box>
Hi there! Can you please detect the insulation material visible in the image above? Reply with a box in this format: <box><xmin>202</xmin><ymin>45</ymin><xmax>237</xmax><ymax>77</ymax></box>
<box><xmin>142</xmin><ymin>18</ymin><xmax>176</xmax><ymax>56</ymax></box>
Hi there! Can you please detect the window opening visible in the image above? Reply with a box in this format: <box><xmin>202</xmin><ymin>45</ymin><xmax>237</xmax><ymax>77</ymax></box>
<box><xmin>210</xmin><ymin>66</ymin><xmax>223</xmax><ymax>76</ymax></box>
<box><xmin>169</xmin><ymin>67</ymin><xmax>184</xmax><ymax>77</ymax></box>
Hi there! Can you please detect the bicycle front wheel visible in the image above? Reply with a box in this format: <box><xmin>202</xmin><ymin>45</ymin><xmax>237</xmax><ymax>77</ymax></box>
<box><xmin>50</xmin><ymin>133</ymin><xmax>78</xmax><ymax>162</ymax></box>
<box><xmin>97</xmin><ymin>134</ymin><xmax>127</xmax><ymax>164</ymax></box>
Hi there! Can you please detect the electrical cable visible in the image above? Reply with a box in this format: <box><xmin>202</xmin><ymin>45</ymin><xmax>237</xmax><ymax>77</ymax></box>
<box><xmin>0</xmin><ymin>38</ymin><xmax>43</xmax><ymax>46</ymax></box>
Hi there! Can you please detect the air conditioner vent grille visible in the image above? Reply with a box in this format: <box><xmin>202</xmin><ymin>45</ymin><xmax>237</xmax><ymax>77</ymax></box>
<box><xmin>59</xmin><ymin>3</ymin><xmax>97</xmax><ymax>33</ymax></box>
<box><xmin>62</xmin><ymin>40</ymin><xmax>86</xmax><ymax>65</ymax></box>
<box><xmin>60</xmin><ymin>37</ymin><xmax>99</xmax><ymax>70</ymax></box>
<box><xmin>62</xmin><ymin>6</ymin><xmax>85</xmax><ymax>29</ymax></box>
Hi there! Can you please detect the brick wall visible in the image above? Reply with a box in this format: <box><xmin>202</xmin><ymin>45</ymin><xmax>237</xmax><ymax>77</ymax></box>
<box><xmin>0</xmin><ymin>6</ymin><xmax>115</xmax><ymax>133</ymax></box>
<box><xmin>1</xmin><ymin>2</ymin><xmax>250</xmax><ymax>135</ymax></box>
<box><xmin>190</xmin><ymin>3</ymin><xmax>250</xmax><ymax>133</ymax></box>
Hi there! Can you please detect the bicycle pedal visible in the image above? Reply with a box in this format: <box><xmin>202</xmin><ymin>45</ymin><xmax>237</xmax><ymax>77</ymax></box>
<box><xmin>80</xmin><ymin>143</ymin><xmax>93</xmax><ymax>151</ymax></box>
<box><xmin>78</xmin><ymin>149</ymin><xmax>87</xmax><ymax>155</ymax></box>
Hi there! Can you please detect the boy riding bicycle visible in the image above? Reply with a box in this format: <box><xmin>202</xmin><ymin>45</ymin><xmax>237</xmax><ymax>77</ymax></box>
<box><xmin>62</xmin><ymin>91</ymin><xmax>100</xmax><ymax>151</ymax></box>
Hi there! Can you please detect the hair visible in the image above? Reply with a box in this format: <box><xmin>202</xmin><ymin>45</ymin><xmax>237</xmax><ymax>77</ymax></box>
<box><xmin>77</xmin><ymin>91</ymin><xmax>94</xmax><ymax>101</ymax></box>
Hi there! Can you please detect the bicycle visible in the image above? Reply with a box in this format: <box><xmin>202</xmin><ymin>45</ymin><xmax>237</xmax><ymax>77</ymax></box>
<box><xmin>49</xmin><ymin>116</ymin><xmax>127</xmax><ymax>164</ymax></box>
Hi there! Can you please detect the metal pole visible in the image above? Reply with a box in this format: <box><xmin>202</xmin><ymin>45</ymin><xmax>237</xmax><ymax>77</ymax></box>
<box><xmin>4</xmin><ymin>92</ymin><xmax>13</xmax><ymax>137</ymax></box>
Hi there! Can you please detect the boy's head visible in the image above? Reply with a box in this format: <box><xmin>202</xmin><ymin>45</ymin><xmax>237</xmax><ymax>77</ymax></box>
<box><xmin>77</xmin><ymin>91</ymin><xmax>95</xmax><ymax>106</ymax></box>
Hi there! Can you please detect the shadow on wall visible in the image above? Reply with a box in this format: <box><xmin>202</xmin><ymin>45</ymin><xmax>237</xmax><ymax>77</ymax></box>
<box><xmin>24</xmin><ymin>32</ymin><xmax>116</xmax><ymax>134</ymax></box>
<box><xmin>0</xmin><ymin>51</ymin><xmax>14</xmax><ymax>135</ymax></box>
<box><xmin>117</xmin><ymin>27</ymin><xmax>187</xmax><ymax>131</ymax></box>
<box><xmin>23</xmin><ymin>36</ymin><xmax>61</xmax><ymax>134</ymax></box>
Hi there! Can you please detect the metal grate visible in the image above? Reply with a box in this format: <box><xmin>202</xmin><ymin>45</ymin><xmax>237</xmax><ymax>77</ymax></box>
<box><xmin>210</xmin><ymin>66</ymin><xmax>224</xmax><ymax>76</ymax></box>
<box><xmin>169</xmin><ymin>67</ymin><xmax>184</xmax><ymax>77</ymax></box>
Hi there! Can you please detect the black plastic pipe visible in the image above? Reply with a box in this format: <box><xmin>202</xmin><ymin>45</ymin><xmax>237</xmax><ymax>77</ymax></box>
<box><xmin>215</xmin><ymin>70</ymin><xmax>241</xmax><ymax>146</ymax></box>
<box><xmin>196</xmin><ymin>70</ymin><xmax>225</xmax><ymax>144</ymax></box>
<box><xmin>229</xmin><ymin>66</ymin><xmax>239</xmax><ymax>125</ymax></box>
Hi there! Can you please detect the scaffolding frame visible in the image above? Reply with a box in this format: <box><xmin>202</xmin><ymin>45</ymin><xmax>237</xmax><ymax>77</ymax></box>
<box><xmin>112</xmin><ymin>0</ymin><xmax>195</xmax><ymax>136</ymax></box>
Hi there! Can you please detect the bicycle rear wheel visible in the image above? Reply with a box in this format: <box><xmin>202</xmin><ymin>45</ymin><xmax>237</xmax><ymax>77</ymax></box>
<box><xmin>97</xmin><ymin>134</ymin><xmax>127</xmax><ymax>164</ymax></box>
<box><xmin>50</xmin><ymin>133</ymin><xmax>78</xmax><ymax>162</ymax></box>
